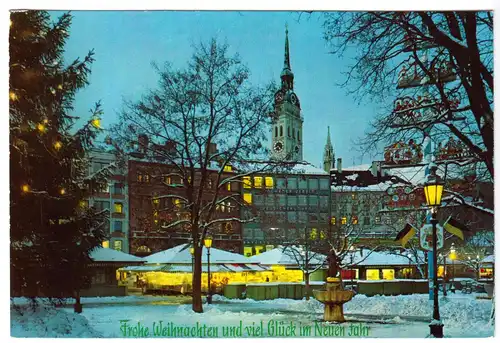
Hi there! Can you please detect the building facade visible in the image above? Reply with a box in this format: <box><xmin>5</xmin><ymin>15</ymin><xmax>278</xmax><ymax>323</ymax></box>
<box><xmin>88</xmin><ymin>150</ymin><xmax>130</xmax><ymax>253</ymax></box>
<box><xmin>127</xmin><ymin>159</ymin><xmax>243</xmax><ymax>255</ymax></box>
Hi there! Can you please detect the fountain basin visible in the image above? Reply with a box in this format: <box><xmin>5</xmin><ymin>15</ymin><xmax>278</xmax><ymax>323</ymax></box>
<box><xmin>313</xmin><ymin>277</ymin><xmax>354</xmax><ymax>322</ymax></box>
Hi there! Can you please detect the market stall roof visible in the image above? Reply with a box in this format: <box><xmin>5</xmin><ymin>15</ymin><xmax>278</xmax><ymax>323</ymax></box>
<box><xmin>342</xmin><ymin>249</ymin><xmax>426</xmax><ymax>267</ymax></box>
<box><xmin>90</xmin><ymin>247</ymin><xmax>145</xmax><ymax>263</ymax></box>
<box><xmin>249</xmin><ymin>247</ymin><xmax>327</xmax><ymax>266</ymax></box>
<box><xmin>145</xmin><ymin>244</ymin><xmax>251</xmax><ymax>264</ymax></box>
<box><xmin>481</xmin><ymin>255</ymin><xmax>494</xmax><ymax>264</ymax></box>
<box><xmin>119</xmin><ymin>265</ymin><xmax>163</xmax><ymax>272</ymax></box>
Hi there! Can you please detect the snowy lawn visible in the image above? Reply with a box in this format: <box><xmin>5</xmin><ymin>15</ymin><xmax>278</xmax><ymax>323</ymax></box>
<box><xmin>11</xmin><ymin>293</ymin><xmax>494</xmax><ymax>338</ymax></box>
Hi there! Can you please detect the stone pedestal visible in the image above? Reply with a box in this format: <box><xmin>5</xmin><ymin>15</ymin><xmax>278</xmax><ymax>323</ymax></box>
<box><xmin>313</xmin><ymin>277</ymin><xmax>354</xmax><ymax>322</ymax></box>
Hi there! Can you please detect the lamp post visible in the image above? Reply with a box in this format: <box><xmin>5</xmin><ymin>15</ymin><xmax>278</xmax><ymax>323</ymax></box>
<box><xmin>189</xmin><ymin>247</ymin><xmax>195</xmax><ymax>296</ymax></box>
<box><xmin>439</xmin><ymin>253</ymin><xmax>447</xmax><ymax>296</ymax></box>
<box><xmin>424</xmin><ymin>163</ymin><xmax>444</xmax><ymax>338</ymax></box>
<box><xmin>449</xmin><ymin>244</ymin><xmax>456</xmax><ymax>293</ymax></box>
<box><xmin>204</xmin><ymin>236</ymin><xmax>213</xmax><ymax>304</ymax></box>
<box><xmin>407</xmin><ymin>253</ymin><xmax>412</xmax><ymax>279</ymax></box>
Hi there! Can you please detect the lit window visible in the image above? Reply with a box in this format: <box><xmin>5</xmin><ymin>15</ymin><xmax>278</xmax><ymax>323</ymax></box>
<box><xmin>174</xmin><ymin>199</ymin><xmax>182</xmax><ymax>208</ymax></box>
<box><xmin>382</xmin><ymin>269</ymin><xmax>395</xmax><ymax>280</ymax></box>
<box><xmin>137</xmin><ymin>173</ymin><xmax>143</xmax><ymax>182</ymax></box>
<box><xmin>227</xmin><ymin>201</ymin><xmax>232</xmax><ymax>213</ymax></box>
<box><xmin>163</xmin><ymin>175</ymin><xmax>171</xmax><ymax>185</ymax></box>
<box><xmin>341</xmin><ymin>217</ymin><xmax>347</xmax><ymax>225</ymax></box>
<box><xmin>113</xmin><ymin>240</ymin><xmax>123</xmax><ymax>252</ymax></box>
<box><xmin>309</xmin><ymin>228</ymin><xmax>318</xmax><ymax>240</ymax></box>
<box><xmin>265</xmin><ymin>177</ymin><xmax>274</xmax><ymax>189</ymax></box>
<box><xmin>102</xmin><ymin>241</ymin><xmax>109</xmax><ymax>248</ymax></box>
<box><xmin>79</xmin><ymin>200</ymin><xmax>89</xmax><ymax>208</ymax></box>
<box><xmin>254</xmin><ymin>176</ymin><xmax>263</xmax><ymax>188</ymax></box>
<box><xmin>366</xmin><ymin>269</ymin><xmax>380</xmax><ymax>280</ymax></box>
<box><xmin>243</xmin><ymin>176</ymin><xmax>251</xmax><ymax>188</ymax></box>
<box><xmin>144</xmin><ymin>174</ymin><xmax>150</xmax><ymax>183</ymax></box>
<box><xmin>243</xmin><ymin>193</ymin><xmax>252</xmax><ymax>204</ymax></box>
<box><xmin>385</xmin><ymin>217</ymin><xmax>392</xmax><ymax>225</ymax></box>
<box><xmin>352</xmin><ymin>216</ymin><xmax>359</xmax><ymax>225</ymax></box>
<box><xmin>224</xmin><ymin>165</ymin><xmax>233</xmax><ymax>172</ymax></box>
<box><xmin>153</xmin><ymin>210</ymin><xmax>159</xmax><ymax>217</ymax></box>
<box><xmin>114</xmin><ymin>202</ymin><xmax>123</xmax><ymax>213</ymax></box>
<box><xmin>331</xmin><ymin>216</ymin><xmax>336</xmax><ymax>225</ymax></box>
<box><xmin>114</xmin><ymin>221</ymin><xmax>123</xmax><ymax>232</ymax></box>
<box><xmin>152</xmin><ymin>198</ymin><xmax>160</xmax><ymax>207</ymax></box>
<box><xmin>207</xmin><ymin>178</ymin><xmax>213</xmax><ymax>189</ymax></box>
<box><xmin>319</xmin><ymin>230</ymin><xmax>326</xmax><ymax>240</ymax></box>
<box><xmin>227</xmin><ymin>182</ymin><xmax>231</xmax><ymax>191</ymax></box>
<box><xmin>375</xmin><ymin>216</ymin><xmax>381</xmax><ymax>225</ymax></box>
<box><xmin>352</xmin><ymin>193</ymin><xmax>356</xmax><ymax>200</ymax></box>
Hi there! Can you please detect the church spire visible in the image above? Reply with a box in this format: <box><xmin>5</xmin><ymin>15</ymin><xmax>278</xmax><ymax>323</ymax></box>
<box><xmin>323</xmin><ymin>126</ymin><xmax>335</xmax><ymax>172</ymax></box>
<box><xmin>280</xmin><ymin>24</ymin><xmax>294</xmax><ymax>90</ymax></box>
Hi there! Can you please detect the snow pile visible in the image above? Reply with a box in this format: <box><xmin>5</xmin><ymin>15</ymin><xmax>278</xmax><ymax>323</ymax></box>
<box><xmin>90</xmin><ymin>247</ymin><xmax>145</xmax><ymax>263</ymax></box>
<box><xmin>11</xmin><ymin>304</ymin><xmax>102</xmax><ymax>338</ymax></box>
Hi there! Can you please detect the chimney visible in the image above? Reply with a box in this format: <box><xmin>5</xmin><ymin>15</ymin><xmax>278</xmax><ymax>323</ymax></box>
<box><xmin>337</xmin><ymin>158</ymin><xmax>342</xmax><ymax>174</ymax></box>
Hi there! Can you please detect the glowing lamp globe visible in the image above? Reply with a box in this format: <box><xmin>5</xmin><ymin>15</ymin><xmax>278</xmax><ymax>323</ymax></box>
<box><xmin>204</xmin><ymin>236</ymin><xmax>213</xmax><ymax>249</ymax></box>
<box><xmin>424</xmin><ymin>165</ymin><xmax>444</xmax><ymax>207</ymax></box>
<box><xmin>189</xmin><ymin>247</ymin><xmax>195</xmax><ymax>255</ymax></box>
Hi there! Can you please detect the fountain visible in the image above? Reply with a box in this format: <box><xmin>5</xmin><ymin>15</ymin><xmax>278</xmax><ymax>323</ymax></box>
<box><xmin>313</xmin><ymin>251</ymin><xmax>354</xmax><ymax>322</ymax></box>
<box><xmin>313</xmin><ymin>277</ymin><xmax>354</xmax><ymax>322</ymax></box>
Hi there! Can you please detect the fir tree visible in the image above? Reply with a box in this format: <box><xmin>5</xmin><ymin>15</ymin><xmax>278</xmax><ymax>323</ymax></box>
<box><xmin>10</xmin><ymin>10</ymin><xmax>107</xmax><ymax>306</ymax></box>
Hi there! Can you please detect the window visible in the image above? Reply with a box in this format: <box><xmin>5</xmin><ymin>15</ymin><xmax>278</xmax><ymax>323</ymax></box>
<box><xmin>298</xmin><ymin>177</ymin><xmax>307</xmax><ymax>189</ymax></box>
<box><xmin>113</xmin><ymin>240</ymin><xmax>123</xmax><ymax>252</ymax></box>
<box><xmin>351</xmin><ymin>193</ymin><xmax>357</xmax><ymax>200</ymax></box>
<box><xmin>382</xmin><ymin>269</ymin><xmax>395</xmax><ymax>280</ymax></box>
<box><xmin>277</xmin><ymin>178</ymin><xmax>286</xmax><ymax>189</ymax></box>
<box><xmin>92</xmin><ymin>161</ymin><xmax>108</xmax><ymax>173</ymax></box>
<box><xmin>223</xmin><ymin>165</ymin><xmax>232</xmax><ymax>172</ymax></box>
<box><xmin>364</xmin><ymin>217</ymin><xmax>370</xmax><ymax>225</ymax></box>
<box><xmin>341</xmin><ymin>216</ymin><xmax>347</xmax><ymax>225</ymax></box>
<box><xmin>309</xmin><ymin>196</ymin><xmax>318</xmax><ymax>206</ymax></box>
<box><xmin>319</xmin><ymin>196</ymin><xmax>329</xmax><ymax>207</ymax></box>
<box><xmin>102</xmin><ymin>241</ymin><xmax>109</xmax><ymax>248</ymax></box>
<box><xmin>114</xmin><ymin>221</ymin><xmax>123</xmax><ymax>232</ymax></box>
<box><xmin>280</xmin><ymin>126</ymin><xmax>283</xmax><ymax>137</ymax></box>
<box><xmin>385</xmin><ymin>217</ymin><xmax>392</xmax><ymax>225</ymax></box>
<box><xmin>288</xmin><ymin>195</ymin><xmax>297</xmax><ymax>206</ymax></box>
<box><xmin>265</xmin><ymin>177</ymin><xmax>274</xmax><ymax>189</ymax></box>
<box><xmin>80</xmin><ymin>200</ymin><xmax>89</xmax><ymax>208</ymax></box>
<box><xmin>152</xmin><ymin>198</ymin><xmax>160</xmax><ymax>208</ymax></box>
<box><xmin>174</xmin><ymin>199</ymin><xmax>182</xmax><ymax>208</ymax></box>
<box><xmin>309</xmin><ymin>178</ymin><xmax>319</xmax><ymax>189</ymax></box>
<box><xmin>331</xmin><ymin>216</ymin><xmax>336</xmax><ymax>225</ymax></box>
<box><xmin>93</xmin><ymin>201</ymin><xmax>110</xmax><ymax>211</ymax></box>
<box><xmin>287</xmin><ymin>178</ymin><xmax>297</xmax><ymax>189</ymax></box>
<box><xmin>162</xmin><ymin>175</ymin><xmax>172</xmax><ymax>185</ymax></box>
<box><xmin>275</xmin><ymin>126</ymin><xmax>278</xmax><ymax>137</ymax></box>
<box><xmin>243</xmin><ymin>176</ymin><xmax>251</xmax><ymax>188</ymax></box>
<box><xmin>375</xmin><ymin>216</ymin><xmax>381</xmax><ymax>225</ymax></box>
<box><xmin>254</xmin><ymin>194</ymin><xmax>263</xmax><ymax>205</ymax></box>
<box><xmin>226</xmin><ymin>182</ymin><xmax>231</xmax><ymax>191</ymax></box>
<box><xmin>114</xmin><ymin>202</ymin><xmax>123</xmax><ymax>213</ymax></box>
<box><xmin>366</xmin><ymin>269</ymin><xmax>380</xmax><ymax>280</ymax></box>
<box><xmin>308</xmin><ymin>213</ymin><xmax>318</xmax><ymax>223</ymax></box>
<box><xmin>352</xmin><ymin>216</ymin><xmax>359</xmax><ymax>225</ymax></box>
<box><xmin>298</xmin><ymin>130</ymin><xmax>301</xmax><ymax>141</ymax></box>
<box><xmin>113</xmin><ymin>183</ymin><xmax>123</xmax><ymax>195</ymax></box>
<box><xmin>207</xmin><ymin>178</ymin><xmax>213</xmax><ymax>189</ymax></box>
<box><xmin>287</xmin><ymin>212</ymin><xmax>297</xmax><ymax>222</ymax></box>
<box><xmin>298</xmin><ymin>211</ymin><xmax>307</xmax><ymax>223</ymax></box>
<box><xmin>320</xmin><ymin>212</ymin><xmax>328</xmax><ymax>222</ymax></box>
<box><xmin>309</xmin><ymin>228</ymin><xmax>318</xmax><ymax>240</ymax></box>
<box><xmin>278</xmin><ymin>194</ymin><xmax>286</xmax><ymax>206</ymax></box>
<box><xmin>265</xmin><ymin>195</ymin><xmax>275</xmax><ymax>206</ymax></box>
<box><xmin>288</xmin><ymin>126</ymin><xmax>291</xmax><ymax>137</ymax></box>
<box><xmin>254</xmin><ymin>176</ymin><xmax>263</xmax><ymax>188</ymax></box>
<box><xmin>243</xmin><ymin>193</ymin><xmax>252</xmax><ymax>204</ymax></box>
<box><xmin>292</xmin><ymin>129</ymin><xmax>295</xmax><ymax>138</ymax></box>
<box><xmin>298</xmin><ymin>195</ymin><xmax>307</xmax><ymax>206</ymax></box>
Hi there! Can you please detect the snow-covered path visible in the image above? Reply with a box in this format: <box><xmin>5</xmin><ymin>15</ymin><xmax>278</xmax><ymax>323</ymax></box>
<box><xmin>12</xmin><ymin>293</ymin><xmax>494</xmax><ymax>338</ymax></box>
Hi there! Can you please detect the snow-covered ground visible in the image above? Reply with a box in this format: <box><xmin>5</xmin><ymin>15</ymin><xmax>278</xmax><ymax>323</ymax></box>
<box><xmin>11</xmin><ymin>293</ymin><xmax>494</xmax><ymax>338</ymax></box>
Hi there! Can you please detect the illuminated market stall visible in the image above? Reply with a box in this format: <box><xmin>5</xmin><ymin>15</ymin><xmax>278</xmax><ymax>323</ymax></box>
<box><xmin>248</xmin><ymin>247</ymin><xmax>328</xmax><ymax>282</ymax></box>
<box><xmin>119</xmin><ymin>244</ymin><xmax>270</xmax><ymax>294</ymax></box>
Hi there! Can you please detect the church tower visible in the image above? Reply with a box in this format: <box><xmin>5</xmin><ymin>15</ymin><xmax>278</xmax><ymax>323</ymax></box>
<box><xmin>271</xmin><ymin>25</ymin><xmax>303</xmax><ymax>161</ymax></box>
<box><xmin>323</xmin><ymin>126</ymin><xmax>335</xmax><ymax>172</ymax></box>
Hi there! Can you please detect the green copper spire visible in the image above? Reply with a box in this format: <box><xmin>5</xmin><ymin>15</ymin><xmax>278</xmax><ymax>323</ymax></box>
<box><xmin>281</xmin><ymin>23</ymin><xmax>294</xmax><ymax>90</ymax></box>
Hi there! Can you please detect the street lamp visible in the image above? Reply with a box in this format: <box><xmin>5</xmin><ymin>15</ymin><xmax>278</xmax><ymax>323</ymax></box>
<box><xmin>449</xmin><ymin>244</ymin><xmax>456</xmax><ymax>293</ymax></box>
<box><xmin>407</xmin><ymin>253</ymin><xmax>412</xmax><ymax>279</ymax></box>
<box><xmin>439</xmin><ymin>253</ymin><xmax>447</xmax><ymax>296</ymax></box>
<box><xmin>424</xmin><ymin>163</ymin><xmax>445</xmax><ymax>338</ymax></box>
<box><xmin>189</xmin><ymin>247</ymin><xmax>195</xmax><ymax>296</ymax></box>
<box><xmin>204</xmin><ymin>236</ymin><xmax>213</xmax><ymax>304</ymax></box>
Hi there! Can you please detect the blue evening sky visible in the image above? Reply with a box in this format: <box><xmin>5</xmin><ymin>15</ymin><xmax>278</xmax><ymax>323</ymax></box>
<box><xmin>56</xmin><ymin>11</ymin><xmax>385</xmax><ymax>168</ymax></box>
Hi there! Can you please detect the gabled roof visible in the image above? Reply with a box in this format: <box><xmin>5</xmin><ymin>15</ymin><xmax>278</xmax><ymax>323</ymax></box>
<box><xmin>145</xmin><ymin>243</ymin><xmax>251</xmax><ymax>264</ymax></box>
<box><xmin>90</xmin><ymin>247</ymin><xmax>145</xmax><ymax>263</ymax></box>
<box><xmin>249</xmin><ymin>247</ymin><xmax>327</xmax><ymax>266</ymax></box>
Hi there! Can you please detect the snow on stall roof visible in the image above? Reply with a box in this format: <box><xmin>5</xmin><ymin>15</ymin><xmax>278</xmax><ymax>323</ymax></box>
<box><xmin>331</xmin><ymin>180</ymin><xmax>410</xmax><ymax>192</ymax></box>
<box><xmin>89</xmin><ymin>247</ymin><xmax>145</xmax><ymax>263</ymax></box>
<box><xmin>145</xmin><ymin>243</ymin><xmax>251</xmax><ymax>264</ymax></box>
<box><xmin>249</xmin><ymin>247</ymin><xmax>327</xmax><ymax>265</ymax></box>
<box><xmin>286</xmin><ymin>162</ymin><xmax>329</xmax><ymax>175</ymax></box>
<box><xmin>481</xmin><ymin>255</ymin><xmax>494</xmax><ymax>264</ymax></box>
<box><xmin>341</xmin><ymin>164</ymin><xmax>371</xmax><ymax>171</ymax></box>
<box><xmin>342</xmin><ymin>249</ymin><xmax>426</xmax><ymax>266</ymax></box>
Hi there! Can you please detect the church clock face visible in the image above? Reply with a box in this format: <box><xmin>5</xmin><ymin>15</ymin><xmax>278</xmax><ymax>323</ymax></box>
<box><xmin>294</xmin><ymin>145</ymin><xmax>300</xmax><ymax>154</ymax></box>
<box><xmin>290</xmin><ymin>93</ymin><xmax>298</xmax><ymax>105</ymax></box>
<box><xmin>275</xmin><ymin>92</ymin><xmax>284</xmax><ymax>103</ymax></box>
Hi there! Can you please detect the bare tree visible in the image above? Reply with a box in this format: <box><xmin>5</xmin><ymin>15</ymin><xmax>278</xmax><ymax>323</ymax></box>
<box><xmin>110</xmin><ymin>39</ymin><xmax>287</xmax><ymax>313</ymax></box>
<box><xmin>322</xmin><ymin>12</ymin><xmax>493</xmax><ymax>177</ymax></box>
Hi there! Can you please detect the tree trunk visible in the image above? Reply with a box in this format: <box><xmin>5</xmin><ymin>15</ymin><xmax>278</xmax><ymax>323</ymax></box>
<box><xmin>304</xmin><ymin>272</ymin><xmax>310</xmax><ymax>300</ymax></box>
<box><xmin>74</xmin><ymin>290</ymin><xmax>82</xmax><ymax>313</ymax></box>
<box><xmin>192</xmin><ymin>246</ymin><xmax>203</xmax><ymax>313</ymax></box>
